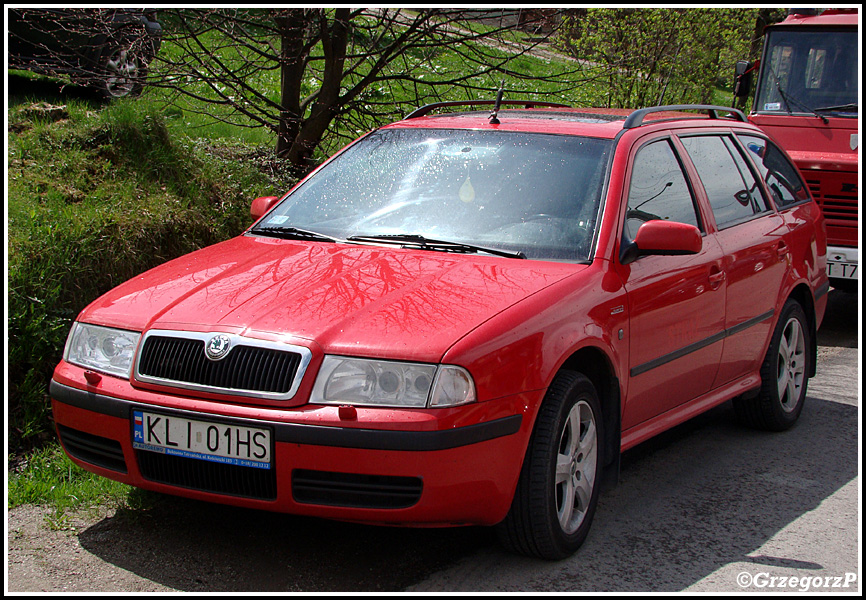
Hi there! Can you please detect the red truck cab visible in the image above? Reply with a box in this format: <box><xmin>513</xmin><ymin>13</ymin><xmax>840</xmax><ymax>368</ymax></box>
<box><xmin>745</xmin><ymin>8</ymin><xmax>858</xmax><ymax>291</ymax></box>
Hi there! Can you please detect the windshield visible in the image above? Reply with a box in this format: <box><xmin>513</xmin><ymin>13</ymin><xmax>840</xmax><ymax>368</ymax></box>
<box><xmin>755</xmin><ymin>28</ymin><xmax>858</xmax><ymax>116</ymax></box>
<box><xmin>253</xmin><ymin>128</ymin><xmax>612</xmax><ymax>261</ymax></box>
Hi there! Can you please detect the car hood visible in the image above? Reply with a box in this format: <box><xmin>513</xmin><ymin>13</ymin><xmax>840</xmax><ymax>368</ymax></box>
<box><xmin>80</xmin><ymin>235</ymin><xmax>582</xmax><ymax>363</ymax></box>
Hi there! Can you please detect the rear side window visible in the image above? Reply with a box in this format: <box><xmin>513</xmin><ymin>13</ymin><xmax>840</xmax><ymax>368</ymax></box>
<box><xmin>680</xmin><ymin>135</ymin><xmax>770</xmax><ymax>229</ymax></box>
<box><xmin>624</xmin><ymin>139</ymin><xmax>701</xmax><ymax>239</ymax></box>
<box><xmin>737</xmin><ymin>135</ymin><xmax>811</xmax><ymax>208</ymax></box>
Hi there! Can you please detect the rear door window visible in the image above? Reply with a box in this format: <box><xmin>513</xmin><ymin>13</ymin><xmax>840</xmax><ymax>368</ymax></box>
<box><xmin>680</xmin><ymin>135</ymin><xmax>770</xmax><ymax>229</ymax></box>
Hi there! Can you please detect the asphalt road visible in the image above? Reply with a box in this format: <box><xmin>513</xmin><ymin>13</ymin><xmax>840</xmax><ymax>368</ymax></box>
<box><xmin>7</xmin><ymin>289</ymin><xmax>860</xmax><ymax>593</ymax></box>
<box><xmin>410</xmin><ymin>290</ymin><xmax>860</xmax><ymax>593</ymax></box>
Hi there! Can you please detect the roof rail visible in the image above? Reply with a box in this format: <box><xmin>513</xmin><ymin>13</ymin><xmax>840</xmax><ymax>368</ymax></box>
<box><xmin>622</xmin><ymin>105</ymin><xmax>747</xmax><ymax>129</ymax></box>
<box><xmin>404</xmin><ymin>100</ymin><xmax>571</xmax><ymax>120</ymax></box>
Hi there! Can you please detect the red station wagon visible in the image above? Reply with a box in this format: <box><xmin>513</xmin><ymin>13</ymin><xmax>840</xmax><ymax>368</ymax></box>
<box><xmin>50</xmin><ymin>102</ymin><xmax>829</xmax><ymax>559</ymax></box>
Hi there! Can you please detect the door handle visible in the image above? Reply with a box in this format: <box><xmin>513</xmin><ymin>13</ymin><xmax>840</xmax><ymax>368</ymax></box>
<box><xmin>709</xmin><ymin>268</ymin><xmax>726</xmax><ymax>288</ymax></box>
<box><xmin>777</xmin><ymin>241</ymin><xmax>790</xmax><ymax>259</ymax></box>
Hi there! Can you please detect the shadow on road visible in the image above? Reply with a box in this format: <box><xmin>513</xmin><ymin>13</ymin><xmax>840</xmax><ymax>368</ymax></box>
<box><xmin>77</xmin><ymin>496</ymin><xmax>493</xmax><ymax>592</ymax></box>
<box><xmin>817</xmin><ymin>288</ymin><xmax>859</xmax><ymax>348</ymax></box>
<box><xmin>572</xmin><ymin>395</ymin><xmax>858</xmax><ymax>591</ymax></box>
<box><xmin>75</xmin><ymin>392</ymin><xmax>857</xmax><ymax>591</ymax></box>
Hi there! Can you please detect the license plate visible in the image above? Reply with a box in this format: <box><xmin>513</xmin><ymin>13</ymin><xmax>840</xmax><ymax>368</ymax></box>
<box><xmin>827</xmin><ymin>262</ymin><xmax>858</xmax><ymax>280</ymax></box>
<box><xmin>132</xmin><ymin>410</ymin><xmax>271</xmax><ymax>469</ymax></box>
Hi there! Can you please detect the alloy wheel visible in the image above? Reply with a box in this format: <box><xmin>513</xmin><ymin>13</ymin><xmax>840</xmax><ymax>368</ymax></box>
<box><xmin>776</xmin><ymin>316</ymin><xmax>806</xmax><ymax>413</ymax></box>
<box><xmin>555</xmin><ymin>399</ymin><xmax>598</xmax><ymax>534</ymax></box>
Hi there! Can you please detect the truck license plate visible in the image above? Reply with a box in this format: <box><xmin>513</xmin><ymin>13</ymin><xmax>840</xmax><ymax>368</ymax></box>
<box><xmin>132</xmin><ymin>410</ymin><xmax>271</xmax><ymax>469</ymax></box>
<box><xmin>827</xmin><ymin>262</ymin><xmax>857</xmax><ymax>280</ymax></box>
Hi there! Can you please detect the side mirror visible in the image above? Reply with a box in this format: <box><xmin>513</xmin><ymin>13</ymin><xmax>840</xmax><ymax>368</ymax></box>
<box><xmin>620</xmin><ymin>220</ymin><xmax>702</xmax><ymax>265</ymax></box>
<box><xmin>250</xmin><ymin>196</ymin><xmax>280</xmax><ymax>221</ymax></box>
<box><xmin>733</xmin><ymin>60</ymin><xmax>754</xmax><ymax>99</ymax></box>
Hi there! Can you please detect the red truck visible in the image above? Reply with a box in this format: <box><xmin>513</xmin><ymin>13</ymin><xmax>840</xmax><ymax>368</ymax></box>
<box><xmin>736</xmin><ymin>8</ymin><xmax>858</xmax><ymax>292</ymax></box>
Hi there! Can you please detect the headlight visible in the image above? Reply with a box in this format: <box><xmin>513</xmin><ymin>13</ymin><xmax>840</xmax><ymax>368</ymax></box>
<box><xmin>64</xmin><ymin>322</ymin><xmax>141</xmax><ymax>379</ymax></box>
<box><xmin>311</xmin><ymin>356</ymin><xmax>476</xmax><ymax>408</ymax></box>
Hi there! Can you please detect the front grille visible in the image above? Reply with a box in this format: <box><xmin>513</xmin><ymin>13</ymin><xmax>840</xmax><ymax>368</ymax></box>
<box><xmin>57</xmin><ymin>425</ymin><xmax>127</xmax><ymax>473</ymax></box>
<box><xmin>137</xmin><ymin>334</ymin><xmax>302</xmax><ymax>396</ymax></box>
<box><xmin>806</xmin><ymin>175</ymin><xmax>858</xmax><ymax>225</ymax></box>
<box><xmin>292</xmin><ymin>469</ymin><xmax>423</xmax><ymax>509</ymax></box>
<box><xmin>136</xmin><ymin>450</ymin><xmax>277</xmax><ymax>500</ymax></box>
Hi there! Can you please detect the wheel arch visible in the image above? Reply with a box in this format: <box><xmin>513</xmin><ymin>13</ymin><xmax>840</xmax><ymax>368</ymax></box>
<box><xmin>786</xmin><ymin>282</ymin><xmax>818</xmax><ymax>379</ymax></box>
<box><xmin>558</xmin><ymin>346</ymin><xmax>621</xmax><ymax>488</ymax></box>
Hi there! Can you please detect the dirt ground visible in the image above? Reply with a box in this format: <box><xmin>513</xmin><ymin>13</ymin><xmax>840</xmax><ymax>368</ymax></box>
<box><xmin>7</xmin><ymin>504</ymin><xmax>174</xmax><ymax>592</ymax></box>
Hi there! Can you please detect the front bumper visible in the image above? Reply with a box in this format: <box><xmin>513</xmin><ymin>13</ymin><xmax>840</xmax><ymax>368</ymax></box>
<box><xmin>49</xmin><ymin>375</ymin><xmax>536</xmax><ymax>527</ymax></box>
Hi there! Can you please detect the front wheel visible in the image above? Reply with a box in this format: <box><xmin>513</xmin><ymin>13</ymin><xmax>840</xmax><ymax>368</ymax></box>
<box><xmin>496</xmin><ymin>371</ymin><xmax>603</xmax><ymax>560</ymax></box>
<box><xmin>733</xmin><ymin>299</ymin><xmax>811</xmax><ymax>431</ymax></box>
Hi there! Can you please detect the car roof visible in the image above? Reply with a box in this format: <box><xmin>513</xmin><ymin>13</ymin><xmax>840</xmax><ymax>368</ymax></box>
<box><xmin>384</xmin><ymin>104</ymin><xmax>753</xmax><ymax>140</ymax></box>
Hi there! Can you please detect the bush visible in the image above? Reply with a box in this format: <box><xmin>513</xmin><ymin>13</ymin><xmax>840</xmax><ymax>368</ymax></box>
<box><xmin>7</xmin><ymin>100</ymin><xmax>295</xmax><ymax>450</ymax></box>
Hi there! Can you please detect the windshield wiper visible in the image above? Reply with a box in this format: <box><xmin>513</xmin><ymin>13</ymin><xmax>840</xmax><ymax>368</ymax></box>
<box><xmin>775</xmin><ymin>83</ymin><xmax>829</xmax><ymax>124</ymax></box>
<box><xmin>768</xmin><ymin>65</ymin><xmax>829</xmax><ymax>124</ymax></box>
<box><xmin>252</xmin><ymin>228</ymin><xmax>527</xmax><ymax>258</ymax></box>
<box><xmin>253</xmin><ymin>226</ymin><xmax>342</xmax><ymax>243</ymax></box>
<box><xmin>346</xmin><ymin>234</ymin><xmax>526</xmax><ymax>259</ymax></box>
<box><xmin>815</xmin><ymin>103</ymin><xmax>858</xmax><ymax>113</ymax></box>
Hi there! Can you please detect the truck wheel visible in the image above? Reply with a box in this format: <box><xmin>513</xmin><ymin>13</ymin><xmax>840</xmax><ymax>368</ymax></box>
<box><xmin>733</xmin><ymin>299</ymin><xmax>810</xmax><ymax>431</ymax></box>
<box><xmin>98</xmin><ymin>42</ymin><xmax>147</xmax><ymax>98</ymax></box>
<box><xmin>497</xmin><ymin>371</ymin><xmax>603</xmax><ymax>560</ymax></box>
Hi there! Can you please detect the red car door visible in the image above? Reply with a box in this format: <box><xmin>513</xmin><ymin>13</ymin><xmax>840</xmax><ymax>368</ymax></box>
<box><xmin>616</xmin><ymin>137</ymin><xmax>727</xmax><ymax>431</ymax></box>
<box><xmin>677</xmin><ymin>133</ymin><xmax>790</xmax><ymax>387</ymax></box>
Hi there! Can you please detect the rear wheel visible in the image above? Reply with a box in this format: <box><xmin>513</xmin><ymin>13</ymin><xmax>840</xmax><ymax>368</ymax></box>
<box><xmin>497</xmin><ymin>371</ymin><xmax>603</xmax><ymax>560</ymax></box>
<box><xmin>733</xmin><ymin>299</ymin><xmax>810</xmax><ymax>431</ymax></box>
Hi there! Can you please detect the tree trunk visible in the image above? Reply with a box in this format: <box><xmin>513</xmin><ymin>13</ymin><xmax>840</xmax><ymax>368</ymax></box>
<box><xmin>281</xmin><ymin>9</ymin><xmax>350</xmax><ymax>171</ymax></box>
<box><xmin>275</xmin><ymin>10</ymin><xmax>312</xmax><ymax>159</ymax></box>
<box><xmin>734</xmin><ymin>8</ymin><xmax>776</xmax><ymax>111</ymax></box>
<box><xmin>749</xmin><ymin>8</ymin><xmax>775</xmax><ymax>61</ymax></box>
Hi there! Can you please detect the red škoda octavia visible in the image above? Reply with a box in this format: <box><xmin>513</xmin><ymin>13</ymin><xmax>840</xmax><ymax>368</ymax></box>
<box><xmin>51</xmin><ymin>103</ymin><xmax>828</xmax><ymax>559</ymax></box>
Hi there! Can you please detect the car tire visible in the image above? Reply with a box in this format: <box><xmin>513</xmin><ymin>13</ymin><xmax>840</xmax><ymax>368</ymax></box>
<box><xmin>733</xmin><ymin>299</ymin><xmax>810</xmax><ymax>431</ymax></box>
<box><xmin>97</xmin><ymin>40</ymin><xmax>148</xmax><ymax>98</ymax></box>
<box><xmin>496</xmin><ymin>370</ymin><xmax>603</xmax><ymax>560</ymax></box>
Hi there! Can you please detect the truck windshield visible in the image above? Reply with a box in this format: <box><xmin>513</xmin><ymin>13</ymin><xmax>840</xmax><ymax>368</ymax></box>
<box><xmin>755</xmin><ymin>28</ymin><xmax>858</xmax><ymax>116</ymax></box>
<box><xmin>253</xmin><ymin>128</ymin><xmax>612</xmax><ymax>261</ymax></box>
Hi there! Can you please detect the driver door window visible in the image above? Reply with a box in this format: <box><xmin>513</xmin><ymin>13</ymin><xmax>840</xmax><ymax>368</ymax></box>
<box><xmin>625</xmin><ymin>139</ymin><xmax>702</xmax><ymax>239</ymax></box>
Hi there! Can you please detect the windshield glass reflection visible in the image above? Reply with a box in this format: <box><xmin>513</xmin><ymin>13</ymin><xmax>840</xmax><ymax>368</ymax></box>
<box><xmin>254</xmin><ymin>128</ymin><xmax>612</xmax><ymax>261</ymax></box>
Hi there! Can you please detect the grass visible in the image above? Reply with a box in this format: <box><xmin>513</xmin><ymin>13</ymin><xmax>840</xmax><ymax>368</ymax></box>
<box><xmin>7</xmin><ymin>92</ymin><xmax>298</xmax><ymax>450</ymax></box>
<box><xmin>7</xmin><ymin>91</ymin><xmax>292</xmax><ymax>519</ymax></box>
<box><xmin>8</xmin><ymin>444</ymin><xmax>157</xmax><ymax>525</ymax></box>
